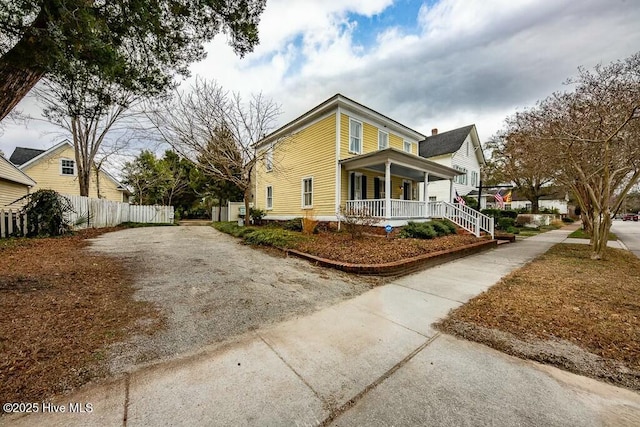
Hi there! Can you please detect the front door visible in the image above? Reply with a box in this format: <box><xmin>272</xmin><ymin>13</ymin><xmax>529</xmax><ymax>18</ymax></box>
<box><xmin>403</xmin><ymin>181</ymin><xmax>411</xmax><ymax>200</ymax></box>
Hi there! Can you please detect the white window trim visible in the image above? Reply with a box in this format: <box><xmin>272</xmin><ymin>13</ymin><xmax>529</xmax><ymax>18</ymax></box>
<box><xmin>60</xmin><ymin>158</ymin><xmax>76</xmax><ymax>176</ymax></box>
<box><xmin>301</xmin><ymin>176</ymin><xmax>313</xmax><ymax>209</ymax></box>
<box><xmin>266</xmin><ymin>185</ymin><xmax>273</xmax><ymax>210</ymax></box>
<box><xmin>453</xmin><ymin>165</ymin><xmax>468</xmax><ymax>185</ymax></box>
<box><xmin>349</xmin><ymin>119</ymin><xmax>363</xmax><ymax>154</ymax></box>
<box><xmin>403</xmin><ymin>140</ymin><xmax>412</xmax><ymax>154</ymax></box>
<box><xmin>265</xmin><ymin>145</ymin><xmax>273</xmax><ymax>172</ymax></box>
<box><xmin>378</xmin><ymin>130</ymin><xmax>389</xmax><ymax>150</ymax></box>
<box><xmin>471</xmin><ymin>170</ymin><xmax>478</xmax><ymax>187</ymax></box>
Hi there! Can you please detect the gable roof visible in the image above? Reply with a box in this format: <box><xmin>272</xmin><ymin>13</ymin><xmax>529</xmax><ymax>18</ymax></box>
<box><xmin>11</xmin><ymin>140</ymin><xmax>128</xmax><ymax>192</ymax></box>
<box><xmin>419</xmin><ymin>125</ymin><xmax>476</xmax><ymax>158</ymax></box>
<box><xmin>9</xmin><ymin>147</ymin><xmax>46</xmax><ymax>166</ymax></box>
<box><xmin>256</xmin><ymin>93</ymin><xmax>426</xmax><ymax>148</ymax></box>
<box><xmin>0</xmin><ymin>155</ymin><xmax>36</xmax><ymax>186</ymax></box>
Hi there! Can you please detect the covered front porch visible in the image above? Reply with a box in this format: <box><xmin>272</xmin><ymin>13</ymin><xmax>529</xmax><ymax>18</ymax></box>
<box><xmin>339</xmin><ymin>147</ymin><xmax>461</xmax><ymax>221</ymax></box>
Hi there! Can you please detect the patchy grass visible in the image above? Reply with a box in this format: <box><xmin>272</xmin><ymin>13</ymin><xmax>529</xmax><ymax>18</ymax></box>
<box><xmin>437</xmin><ymin>244</ymin><xmax>640</xmax><ymax>391</ymax></box>
<box><xmin>0</xmin><ymin>228</ymin><xmax>162</xmax><ymax>410</ymax></box>
<box><xmin>569</xmin><ymin>228</ymin><xmax>618</xmax><ymax>240</ymax></box>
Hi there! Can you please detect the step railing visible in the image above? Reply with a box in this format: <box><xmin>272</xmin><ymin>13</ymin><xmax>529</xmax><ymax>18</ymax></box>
<box><xmin>428</xmin><ymin>201</ymin><xmax>494</xmax><ymax>238</ymax></box>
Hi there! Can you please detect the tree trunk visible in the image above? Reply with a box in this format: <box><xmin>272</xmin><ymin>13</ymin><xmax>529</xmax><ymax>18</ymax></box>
<box><xmin>0</xmin><ymin>10</ymin><xmax>49</xmax><ymax>122</ymax></box>
<box><xmin>243</xmin><ymin>186</ymin><xmax>251</xmax><ymax>225</ymax></box>
<box><xmin>531</xmin><ymin>197</ymin><xmax>540</xmax><ymax>213</ymax></box>
<box><xmin>590</xmin><ymin>208</ymin><xmax>610</xmax><ymax>260</ymax></box>
<box><xmin>78</xmin><ymin>167</ymin><xmax>91</xmax><ymax>197</ymax></box>
<box><xmin>0</xmin><ymin>57</ymin><xmax>45</xmax><ymax>122</ymax></box>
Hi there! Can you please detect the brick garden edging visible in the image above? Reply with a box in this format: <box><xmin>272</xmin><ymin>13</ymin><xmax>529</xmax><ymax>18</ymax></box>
<box><xmin>284</xmin><ymin>239</ymin><xmax>498</xmax><ymax>276</ymax></box>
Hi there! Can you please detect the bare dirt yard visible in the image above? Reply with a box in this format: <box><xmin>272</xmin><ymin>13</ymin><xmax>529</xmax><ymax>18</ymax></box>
<box><xmin>87</xmin><ymin>226</ymin><xmax>377</xmax><ymax>374</ymax></box>
<box><xmin>437</xmin><ymin>243</ymin><xmax>640</xmax><ymax>392</ymax></box>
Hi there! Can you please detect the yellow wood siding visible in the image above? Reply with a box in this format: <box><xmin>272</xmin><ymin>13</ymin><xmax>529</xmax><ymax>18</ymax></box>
<box><xmin>0</xmin><ymin>179</ymin><xmax>30</xmax><ymax>207</ymax></box>
<box><xmin>22</xmin><ymin>145</ymin><xmax>125</xmax><ymax>202</ymax></box>
<box><xmin>339</xmin><ymin>113</ymin><xmax>416</xmax><ymax>159</ymax></box>
<box><xmin>256</xmin><ymin>114</ymin><xmax>337</xmax><ymax>217</ymax></box>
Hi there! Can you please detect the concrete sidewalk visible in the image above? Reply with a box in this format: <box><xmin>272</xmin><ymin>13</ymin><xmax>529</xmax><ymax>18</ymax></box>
<box><xmin>4</xmin><ymin>226</ymin><xmax>640</xmax><ymax>426</ymax></box>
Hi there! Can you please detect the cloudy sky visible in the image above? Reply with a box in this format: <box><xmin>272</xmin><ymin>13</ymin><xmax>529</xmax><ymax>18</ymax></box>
<box><xmin>2</xmin><ymin>0</ymin><xmax>640</xmax><ymax>163</ymax></box>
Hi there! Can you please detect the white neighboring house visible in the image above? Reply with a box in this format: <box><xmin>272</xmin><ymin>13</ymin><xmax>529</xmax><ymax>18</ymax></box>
<box><xmin>508</xmin><ymin>189</ymin><xmax>570</xmax><ymax>214</ymax></box>
<box><xmin>418</xmin><ymin>124</ymin><xmax>485</xmax><ymax>204</ymax></box>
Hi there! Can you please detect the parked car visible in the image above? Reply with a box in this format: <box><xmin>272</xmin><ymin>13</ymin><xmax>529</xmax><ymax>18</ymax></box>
<box><xmin>622</xmin><ymin>213</ymin><xmax>638</xmax><ymax>221</ymax></box>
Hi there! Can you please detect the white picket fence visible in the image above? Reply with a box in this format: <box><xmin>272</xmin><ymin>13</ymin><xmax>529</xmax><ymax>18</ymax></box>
<box><xmin>0</xmin><ymin>196</ymin><xmax>173</xmax><ymax>238</ymax></box>
<box><xmin>0</xmin><ymin>208</ymin><xmax>27</xmax><ymax>238</ymax></box>
<box><xmin>64</xmin><ymin>195</ymin><xmax>174</xmax><ymax>229</ymax></box>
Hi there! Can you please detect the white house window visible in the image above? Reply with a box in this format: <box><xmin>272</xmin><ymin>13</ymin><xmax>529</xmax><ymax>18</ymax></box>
<box><xmin>349</xmin><ymin>119</ymin><xmax>362</xmax><ymax>154</ymax></box>
<box><xmin>302</xmin><ymin>177</ymin><xmax>313</xmax><ymax>208</ymax></box>
<box><xmin>378</xmin><ymin>130</ymin><xmax>388</xmax><ymax>150</ymax></box>
<box><xmin>60</xmin><ymin>159</ymin><xmax>75</xmax><ymax>176</ymax></box>
<box><xmin>466</xmin><ymin>140</ymin><xmax>470</xmax><ymax>156</ymax></box>
<box><xmin>266</xmin><ymin>186</ymin><xmax>273</xmax><ymax>210</ymax></box>
<box><xmin>265</xmin><ymin>146</ymin><xmax>273</xmax><ymax>172</ymax></box>
<box><xmin>453</xmin><ymin>165</ymin><xmax>468</xmax><ymax>185</ymax></box>
<box><xmin>471</xmin><ymin>171</ymin><xmax>478</xmax><ymax>187</ymax></box>
<box><xmin>403</xmin><ymin>141</ymin><xmax>412</xmax><ymax>153</ymax></box>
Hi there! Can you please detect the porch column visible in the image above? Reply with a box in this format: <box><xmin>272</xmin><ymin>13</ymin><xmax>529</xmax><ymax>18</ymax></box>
<box><xmin>450</xmin><ymin>179</ymin><xmax>455</xmax><ymax>203</ymax></box>
<box><xmin>385</xmin><ymin>160</ymin><xmax>391</xmax><ymax>220</ymax></box>
<box><xmin>423</xmin><ymin>172</ymin><xmax>429</xmax><ymax>217</ymax></box>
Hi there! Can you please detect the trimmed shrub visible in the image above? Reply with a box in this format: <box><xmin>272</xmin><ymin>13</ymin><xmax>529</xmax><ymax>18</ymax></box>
<box><xmin>501</xmin><ymin>210</ymin><xmax>518</xmax><ymax>219</ymax></box>
<box><xmin>283</xmin><ymin>218</ymin><xmax>303</xmax><ymax>231</ymax></box>
<box><xmin>440</xmin><ymin>219</ymin><xmax>458</xmax><ymax>234</ymax></box>
<box><xmin>497</xmin><ymin>217</ymin><xmax>516</xmax><ymax>230</ymax></box>
<box><xmin>431</xmin><ymin>221</ymin><xmax>452</xmax><ymax>237</ymax></box>
<box><xmin>242</xmin><ymin>228</ymin><xmax>300</xmax><ymax>248</ymax></box>
<box><xmin>516</xmin><ymin>214</ymin><xmax>533</xmax><ymax>227</ymax></box>
<box><xmin>481</xmin><ymin>209</ymin><xmax>501</xmax><ymax>219</ymax></box>
<box><xmin>399</xmin><ymin>221</ymin><xmax>437</xmax><ymax>239</ymax></box>
<box><xmin>562</xmin><ymin>217</ymin><xmax>575</xmax><ymax>223</ymax></box>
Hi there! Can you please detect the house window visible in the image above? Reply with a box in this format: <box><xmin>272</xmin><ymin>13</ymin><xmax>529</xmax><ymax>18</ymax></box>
<box><xmin>265</xmin><ymin>146</ymin><xmax>273</xmax><ymax>172</ymax></box>
<box><xmin>350</xmin><ymin>173</ymin><xmax>367</xmax><ymax>200</ymax></box>
<box><xmin>302</xmin><ymin>177</ymin><xmax>313</xmax><ymax>208</ymax></box>
<box><xmin>466</xmin><ymin>140</ymin><xmax>469</xmax><ymax>157</ymax></box>
<box><xmin>471</xmin><ymin>171</ymin><xmax>478</xmax><ymax>187</ymax></box>
<box><xmin>266</xmin><ymin>186</ymin><xmax>273</xmax><ymax>210</ymax></box>
<box><xmin>403</xmin><ymin>141</ymin><xmax>412</xmax><ymax>153</ymax></box>
<box><xmin>60</xmin><ymin>159</ymin><xmax>75</xmax><ymax>176</ymax></box>
<box><xmin>453</xmin><ymin>165</ymin><xmax>468</xmax><ymax>185</ymax></box>
<box><xmin>378</xmin><ymin>130</ymin><xmax>388</xmax><ymax>150</ymax></box>
<box><xmin>349</xmin><ymin>119</ymin><xmax>362</xmax><ymax>154</ymax></box>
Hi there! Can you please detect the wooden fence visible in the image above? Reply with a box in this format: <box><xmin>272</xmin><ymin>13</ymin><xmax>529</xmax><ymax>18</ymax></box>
<box><xmin>0</xmin><ymin>195</ymin><xmax>173</xmax><ymax>238</ymax></box>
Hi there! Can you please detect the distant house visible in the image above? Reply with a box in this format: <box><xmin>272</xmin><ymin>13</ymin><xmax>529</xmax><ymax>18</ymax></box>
<box><xmin>9</xmin><ymin>140</ymin><xmax>130</xmax><ymax>202</ymax></box>
<box><xmin>0</xmin><ymin>154</ymin><xmax>36</xmax><ymax>207</ymax></box>
<box><xmin>418</xmin><ymin>125</ymin><xmax>485</xmax><ymax>204</ymax></box>
<box><xmin>507</xmin><ymin>188</ymin><xmax>570</xmax><ymax>214</ymax></box>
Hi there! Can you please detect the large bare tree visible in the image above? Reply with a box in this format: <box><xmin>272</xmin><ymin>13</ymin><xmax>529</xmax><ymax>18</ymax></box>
<box><xmin>147</xmin><ymin>79</ymin><xmax>282</xmax><ymax>224</ymax></box>
<box><xmin>34</xmin><ymin>73</ymin><xmax>142</xmax><ymax>197</ymax></box>
<box><xmin>497</xmin><ymin>53</ymin><xmax>640</xmax><ymax>259</ymax></box>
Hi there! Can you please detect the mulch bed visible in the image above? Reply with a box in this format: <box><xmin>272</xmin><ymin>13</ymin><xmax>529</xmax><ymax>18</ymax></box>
<box><xmin>437</xmin><ymin>244</ymin><xmax>640</xmax><ymax>391</ymax></box>
<box><xmin>293</xmin><ymin>233</ymin><xmax>484</xmax><ymax>264</ymax></box>
<box><xmin>0</xmin><ymin>228</ymin><xmax>162</xmax><ymax>410</ymax></box>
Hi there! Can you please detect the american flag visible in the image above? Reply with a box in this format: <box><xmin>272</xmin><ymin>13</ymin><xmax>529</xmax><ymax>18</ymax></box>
<box><xmin>455</xmin><ymin>191</ymin><xmax>466</xmax><ymax>205</ymax></box>
<box><xmin>494</xmin><ymin>192</ymin><xmax>504</xmax><ymax>208</ymax></box>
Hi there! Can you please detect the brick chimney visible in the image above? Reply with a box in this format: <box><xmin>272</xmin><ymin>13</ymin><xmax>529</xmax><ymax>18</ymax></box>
<box><xmin>431</xmin><ymin>128</ymin><xmax>438</xmax><ymax>136</ymax></box>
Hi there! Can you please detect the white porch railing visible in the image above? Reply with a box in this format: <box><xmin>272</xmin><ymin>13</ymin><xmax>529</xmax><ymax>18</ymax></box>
<box><xmin>345</xmin><ymin>199</ymin><xmax>426</xmax><ymax>219</ymax></box>
<box><xmin>428</xmin><ymin>201</ymin><xmax>494</xmax><ymax>238</ymax></box>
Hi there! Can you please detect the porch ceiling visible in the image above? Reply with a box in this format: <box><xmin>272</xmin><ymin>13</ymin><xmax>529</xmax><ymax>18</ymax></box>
<box><xmin>339</xmin><ymin>147</ymin><xmax>461</xmax><ymax>181</ymax></box>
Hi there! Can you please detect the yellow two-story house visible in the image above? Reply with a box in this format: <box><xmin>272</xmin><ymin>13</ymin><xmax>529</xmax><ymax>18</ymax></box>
<box><xmin>9</xmin><ymin>140</ymin><xmax>130</xmax><ymax>202</ymax></box>
<box><xmin>253</xmin><ymin>94</ymin><xmax>466</xmax><ymax>226</ymax></box>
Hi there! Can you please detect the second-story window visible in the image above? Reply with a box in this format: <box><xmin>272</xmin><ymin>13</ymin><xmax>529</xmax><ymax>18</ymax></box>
<box><xmin>403</xmin><ymin>141</ymin><xmax>412</xmax><ymax>153</ymax></box>
<box><xmin>265</xmin><ymin>145</ymin><xmax>273</xmax><ymax>172</ymax></box>
<box><xmin>378</xmin><ymin>130</ymin><xmax>388</xmax><ymax>150</ymax></box>
<box><xmin>60</xmin><ymin>159</ymin><xmax>75</xmax><ymax>176</ymax></box>
<box><xmin>349</xmin><ymin>119</ymin><xmax>362</xmax><ymax>154</ymax></box>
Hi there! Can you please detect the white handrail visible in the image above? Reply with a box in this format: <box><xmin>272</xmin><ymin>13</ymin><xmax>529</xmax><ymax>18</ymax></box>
<box><xmin>427</xmin><ymin>201</ymin><xmax>494</xmax><ymax>238</ymax></box>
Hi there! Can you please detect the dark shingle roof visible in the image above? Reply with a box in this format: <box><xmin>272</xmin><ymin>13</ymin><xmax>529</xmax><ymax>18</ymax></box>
<box><xmin>419</xmin><ymin>124</ymin><xmax>475</xmax><ymax>158</ymax></box>
<box><xmin>9</xmin><ymin>147</ymin><xmax>45</xmax><ymax>166</ymax></box>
